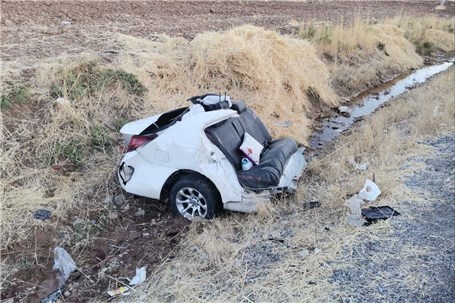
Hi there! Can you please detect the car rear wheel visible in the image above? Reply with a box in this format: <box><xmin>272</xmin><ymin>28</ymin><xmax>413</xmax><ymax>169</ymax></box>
<box><xmin>170</xmin><ymin>175</ymin><xmax>221</xmax><ymax>220</ymax></box>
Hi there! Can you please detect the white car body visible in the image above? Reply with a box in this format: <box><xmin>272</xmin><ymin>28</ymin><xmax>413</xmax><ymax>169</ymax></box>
<box><xmin>118</xmin><ymin>101</ymin><xmax>306</xmax><ymax>217</ymax></box>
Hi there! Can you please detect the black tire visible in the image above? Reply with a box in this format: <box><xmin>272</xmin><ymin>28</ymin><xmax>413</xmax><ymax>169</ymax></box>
<box><xmin>169</xmin><ymin>175</ymin><xmax>222</xmax><ymax>220</ymax></box>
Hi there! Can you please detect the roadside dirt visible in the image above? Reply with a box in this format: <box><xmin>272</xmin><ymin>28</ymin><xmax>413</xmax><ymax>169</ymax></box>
<box><xmin>330</xmin><ymin>134</ymin><xmax>455</xmax><ymax>302</ymax></box>
<box><xmin>1</xmin><ymin>196</ymin><xmax>189</xmax><ymax>302</ymax></box>
<box><xmin>1</xmin><ymin>1</ymin><xmax>454</xmax><ymax>67</ymax></box>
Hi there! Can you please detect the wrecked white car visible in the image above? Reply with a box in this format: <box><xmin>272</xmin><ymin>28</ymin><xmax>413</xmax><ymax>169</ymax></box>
<box><xmin>118</xmin><ymin>94</ymin><xmax>306</xmax><ymax>220</ymax></box>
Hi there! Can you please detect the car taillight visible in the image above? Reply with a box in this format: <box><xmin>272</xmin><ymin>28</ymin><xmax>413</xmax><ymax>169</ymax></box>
<box><xmin>126</xmin><ymin>134</ymin><xmax>157</xmax><ymax>152</ymax></box>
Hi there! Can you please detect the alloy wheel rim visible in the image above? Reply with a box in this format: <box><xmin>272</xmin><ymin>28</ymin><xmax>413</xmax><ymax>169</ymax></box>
<box><xmin>176</xmin><ymin>187</ymin><xmax>208</xmax><ymax>219</ymax></box>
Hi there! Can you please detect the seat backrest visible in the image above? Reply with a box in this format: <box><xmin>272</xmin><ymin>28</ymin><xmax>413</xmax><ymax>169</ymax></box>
<box><xmin>205</xmin><ymin>117</ymin><xmax>245</xmax><ymax>169</ymax></box>
<box><xmin>205</xmin><ymin>103</ymin><xmax>273</xmax><ymax>169</ymax></box>
<box><xmin>238</xmin><ymin>108</ymin><xmax>272</xmax><ymax>146</ymax></box>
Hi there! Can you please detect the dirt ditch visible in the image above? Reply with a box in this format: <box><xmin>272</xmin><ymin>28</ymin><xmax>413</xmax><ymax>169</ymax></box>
<box><xmin>1</xmin><ymin>196</ymin><xmax>189</xmax><ymax>302</ymax></box>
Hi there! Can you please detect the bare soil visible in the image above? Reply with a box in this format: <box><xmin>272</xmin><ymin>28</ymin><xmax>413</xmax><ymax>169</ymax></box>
<box><xmin>2</xmin><ymin>195</ymin><xmax>189</xmax><ymax>302</ymax></box>
<box><xmin>1</xmin><ymin>1</ymin><xmax>455</xmax><ymax>67</ymax></box>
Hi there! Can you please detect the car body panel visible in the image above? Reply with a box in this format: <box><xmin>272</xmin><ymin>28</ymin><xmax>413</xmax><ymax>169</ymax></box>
<box><xmin>118</xmin><ymin>104</ymin><xmax>307</xmax><ymax>214</ymax></box>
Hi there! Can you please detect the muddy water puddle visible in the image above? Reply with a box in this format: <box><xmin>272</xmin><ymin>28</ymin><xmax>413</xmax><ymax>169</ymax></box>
<box><xmin>310</xmin><ymin>60</ymin><xmax>454</xmax><ymax>149</ymax></box>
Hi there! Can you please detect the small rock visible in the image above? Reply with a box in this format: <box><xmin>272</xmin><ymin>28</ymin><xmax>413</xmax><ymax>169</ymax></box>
<box><xmin>134</xmin><ymin>208</ymin><xmax>145</xmax><ymax>216</ymax></box>
<box><xmin>314</xmin><ymin>248</ymin><xmax>322</xmax><ymax>255</ymax></box>
<box><xmin>143</xmin><ymin>232</ymin><xmax>149</xmax><ymax>237</ymax></box>
<box><xmin>338</xmin><ymin>106</ymin><xmax>351</xmax><ymax>114</ymax></box>
<box><xmin>4</xmin><ymin>20</ymin><xmax>14</xmax><ymax>27</ymax></box>
<box><xmin>113</xmin><ymin>193</ymin><xmax>125</xmax><ymax>206</ymax></box>
<box><xmin>63</xmin><ymin>290</ymin><xmax>71</xmax><ymax>297</ymax></box>
<box><xmin>122</xmin><ymin>204</ymin><xmax>130</xmax><ymax>211</ymax></box>
<box><xmin>61</xmin><ymin>20</ymin><xmax>72</xmax><ymax>27</ymax></box>
<box><xmin>298</xmin><ymin>249</ymin><xmax>310</xmax><ymax>258</ymax></box>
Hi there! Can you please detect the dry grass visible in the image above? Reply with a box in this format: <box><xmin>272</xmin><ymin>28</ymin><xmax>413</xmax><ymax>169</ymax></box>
<box><xmin>385</xmin><ymin>15</ymin><xmax>455</xmax><ymax>53</ymax></box>
<box><xmin>136</xmin><ymin>69</ymin><xmax>454</xmax><ymax>302</ymax></box>
<box><xmin>299</xmin><ymin>16</ymin><xmax>425</xmax><ymax>96</ymax></box>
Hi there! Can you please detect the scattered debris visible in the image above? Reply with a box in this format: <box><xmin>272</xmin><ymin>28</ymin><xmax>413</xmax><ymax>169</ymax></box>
<box><xmin>55</xmin><ymin>97</ymin><xmax>71</xmax><ymax>106</ymax></box>
<box><xmin>348</xmin><ymin>156</ymin><xmax>369</xmax><ymax>171</ymax></box>
<box><xmin>298</xmin><ymin>249</ymin><xmax>310</xmax><ymax>258</ymax></box>
<box><xmin>433</xmin><ymin>105</ymin><xmax>440</xmax><ymax>117</ymax></box>
<box><xmin>60</xmin><ymin>20</ymin><xmax>72</xmax><ymax>27</ymax></box>
<box><xmin>113</xmin><ymin>193</ymin><xmax>125</xmax><ymax>206</ymax></box>
<box><xmin>338</xmin><ymin>106</ymin><xmax>352</xmax><ymax>116</ymax></box>
<box><xmin>53</xmin><ymin>247</ymin><xmax>77</xmax><ymax>287</ymax></box>
<box><xmin>40</xmin><ymin>288</ymin><xmax>62</xmax><ymax>303</ymax></box>
<box><xmin>345</xmin><ymin>194</ymin><xmax>366</xmax><ymax>227</ymax></box>
<box><xmin>109</xmin><ymin>211</ymin><xmax>119</xmax><ymax>219</ymax></box>
<box><xmin>303</xmin><ymin>200</ymin><xmax>321</xmax><ymax>209</ymax></box>
<box><xmin>129</xmin><ymin>267</ymin><xmax>146</xmax><ymax>286</ymax></box>
<box><xmin>33</xmin><ymin>209</ymin><xmax>52</xmax><ymax>220</ymax></box>
<box><xmin>313</xmin><ymin>248</ymin><xmax>322</xmax><ymax>255</ymax></box>
<box><xmin>362</xmin><ymin>206</ymin><xmax>400</xmax><ymax>224</ymax></box>
<box><xmin>134</xmin><ymin>208</ymin><xmax>145</xmax><ymax>217</ymax></box>
<box><xmin>107</xmin><ymin>286</ymin><xmax>130</xmax><ymax>297</ymax></box>
<box><xmin>274</xmin><ymin>120</ymin><xmax>292</xmax><ymax>128</ymax></box>
<box><xmin>309</xmin><ymin>201</ymin><xmax>321</xmax><ymax>208</ymax></box>
<box><xmin>359</xmin><ymin>179</ymin><xmax>381</xmax><ymax>201</ymax></box>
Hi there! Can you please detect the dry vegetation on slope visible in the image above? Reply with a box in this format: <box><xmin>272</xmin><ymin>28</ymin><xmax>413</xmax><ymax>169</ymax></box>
<box><xmin>1</xmin><ymin>13</ymin><xmax>455</xmax><ymax>301</ymax></box>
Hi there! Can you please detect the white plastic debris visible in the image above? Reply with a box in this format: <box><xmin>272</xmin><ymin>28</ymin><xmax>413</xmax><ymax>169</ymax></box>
<box><xmin>274</xmin><ymin>120</ymin><xmax>292</xmax><ymax>128</ymax></box>
<box><xmin>346</xmin><ymin>194</ymin><xmax>365</xmax><ymax>217</ymax></box>
<box><xmin>348</xmin><ymin>156</ymin><xmax>369</xmax><ymax>171</ymax></box>
<box><xmin>53</xmin><ymin>247</ymin><xmax>77</xmax><ymax>287</ymax></box>
<box><xmin>134</xmin><ymin>208</ymin><xmax>145</xmax><ymax>217</ymax></box>
<box><xmin>298</xmin><ymin>249</ymin><xmax>310</xmax><ymax>258</ymax></box>
<box><xmin>129</xmin><ymin>266</ymin><xmax>146</xmax><ymax>286</ymax></box>
<box><xmin>358</xmin><ymin>179</ymin><xmax>381</xmax><ymax>201</ymax></box>
<box><xmin>55</xmin><ymin>97</ymin><xmax>71</xmax><ymax>106</ymax></box>
<box><xmin>433</xmin><ymin>105</ymin><xmax>440</xmax><ymax>118</ymax></box>
<box><xmin>345</xmin><ymin>194</ymin><xmax>366</xmax><ymax>227</ymax></box>
<box><xmin>61</xmin><ymin>21</ymin><xmax>72</xmax><ymax>27</ymax></box>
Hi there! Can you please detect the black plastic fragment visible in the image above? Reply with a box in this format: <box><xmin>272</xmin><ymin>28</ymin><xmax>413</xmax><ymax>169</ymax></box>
<box><xmin>362</xmin><ymin>206</ymin><xmax>400</xmax><ymax>225</ymax></box>
<box><xmin>33</xmin><ymin>209</ymin><xmax>52</xmax><ymax>220</ymax></box>
<box><xmin>309</xmin><ymin>201</ymin><xmax>321</xmax><ymax>209</ymax></box>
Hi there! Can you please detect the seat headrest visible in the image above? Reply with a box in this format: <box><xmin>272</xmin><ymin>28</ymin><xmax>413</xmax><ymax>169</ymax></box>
<box><xmin>231</xmin><ymin>101</ymin><xmax>247</xmax><ymax>113</ymax></box>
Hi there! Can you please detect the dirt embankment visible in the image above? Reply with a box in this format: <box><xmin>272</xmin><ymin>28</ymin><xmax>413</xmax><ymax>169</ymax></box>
<box><xmin>1</xmin><ymin>0</ymin><xmax>454</xmax><ymax>65</ymax></box>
